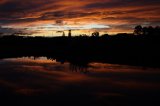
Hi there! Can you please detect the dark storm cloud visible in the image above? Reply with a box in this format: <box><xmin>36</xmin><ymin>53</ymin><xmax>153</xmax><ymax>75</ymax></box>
<box><xmin>102</xmin><ymin>16</ymin><xmax>147</xmax><ymax>24</ymax></box>
<box><xmin>84</xmin><ymin>0</ymin><xmax>160</xmax><ymax>9</ymax></box>
<box><xmin>0</xmin><ymin>26</ymin><xmax>18</xmax><ymax>35</ymax></box>
<box><xmin>0</xmin><ymin>0</ymin><xmax>60</xmax><ymax>20</ymax></box>
<box><xmin>40</xmin><ymin>11</ymin><xmax>100</xmax><ymax>20</ymax></box>
<box><xmin>0</xmin><ymin>26</ymin><xmax>37</xmax><ymax>36</ymax></box>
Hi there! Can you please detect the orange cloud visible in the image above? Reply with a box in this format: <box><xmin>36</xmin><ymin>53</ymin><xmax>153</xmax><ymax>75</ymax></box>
<box><xmin>0</xmin><ymin>0</ymin><xmax>160</xmax><ymax>35</ymax></box>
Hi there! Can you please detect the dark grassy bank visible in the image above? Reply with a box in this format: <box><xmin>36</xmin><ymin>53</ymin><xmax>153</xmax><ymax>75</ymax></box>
<box><xmin>0</xmin><ymin>33</ymin><xmax>160</xmax><ymax>67</ymax></box>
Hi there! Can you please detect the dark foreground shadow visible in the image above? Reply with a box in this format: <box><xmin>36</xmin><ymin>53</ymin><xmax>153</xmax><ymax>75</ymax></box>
<box><xmin>0</xmin><ymin>32</ymin><xmax>160</xmax><ymax>68</ymax></box>
<box><xmin>0</xmin><ymin>85</ymin><xmax>160</xmax><ymax>106</ymax></box>
<box><xmin>0</xmin><ymin>34</ymin><xmax>160</xmax><ymax>106</ymax></box>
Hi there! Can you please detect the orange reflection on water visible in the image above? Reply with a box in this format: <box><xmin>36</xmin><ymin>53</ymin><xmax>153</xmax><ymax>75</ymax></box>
<box><xmin>0</xmin><ymin>57</ymin><xmax>160</xmax><ymax>98</ymax></box>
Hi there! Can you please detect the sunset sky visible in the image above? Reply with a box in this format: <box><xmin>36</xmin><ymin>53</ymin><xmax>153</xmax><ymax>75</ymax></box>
<box><xmin>0</xmin><ymin>0</ymin><xmax>160</xmax><ymax>36</ymax></box>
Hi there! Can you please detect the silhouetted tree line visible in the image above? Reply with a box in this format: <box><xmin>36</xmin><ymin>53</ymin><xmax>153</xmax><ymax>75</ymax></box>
<box><xmin>134</xmin><ymin>25</ymin><xmax>160</xmax><ymax>36</ymax></box>
<box><xmin>0</xmin><ymin>25</ymin><xmax>160</xmax><ymax>67</ymax></box>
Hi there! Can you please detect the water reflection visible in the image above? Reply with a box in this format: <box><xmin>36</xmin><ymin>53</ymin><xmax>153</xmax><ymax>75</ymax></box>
<box><xmin>69</xmin><ymin>64</ymin><xmax>89</xmax><ymax>73</ymax></box>
<box><xmin>0</xmin><ymin>57</ymin><xmax>160</xmax><ymax>105</ymax></box>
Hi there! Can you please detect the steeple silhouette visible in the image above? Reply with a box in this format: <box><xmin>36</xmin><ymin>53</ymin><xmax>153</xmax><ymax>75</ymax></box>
<box><xmin>68</xmin><ymin>30</ymin><xmax>72</xmax><ymax>37</ymax></box>
<box><xmin>62</xmin><ymin>32</ymin><xmax>65</xmax><ymax>36</ymax></box>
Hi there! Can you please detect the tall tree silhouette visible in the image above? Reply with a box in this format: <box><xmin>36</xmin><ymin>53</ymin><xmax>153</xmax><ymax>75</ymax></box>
<box><xmin>92</xmin><ymin>31</ymin><xmax>99</xmax><ymax>37</ymax></box>
<box><xmin>134</xmin><ymin>25</ymin><xmax>143</xmax><ymax>35</ymax></box>
<box><xmin>142</xmin><ymin>27</ymin><xmax>148</xmax><ymax>35</ymax></box>
<box><xmin>147</xmin><ymin>26</ymin><xmax>154</xmax><ymax>35</ymax></box>
<box><xmin>155</xmin><ymin>26</ymin><xmax>160</xmax><ymax>35</ymax></box>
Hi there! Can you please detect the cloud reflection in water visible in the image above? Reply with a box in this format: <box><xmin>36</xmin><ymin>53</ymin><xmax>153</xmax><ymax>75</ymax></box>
<box><xmin>0</xmin><ymin>57</ymin><xmax>160</xmax><ymax>105</ymax></box>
